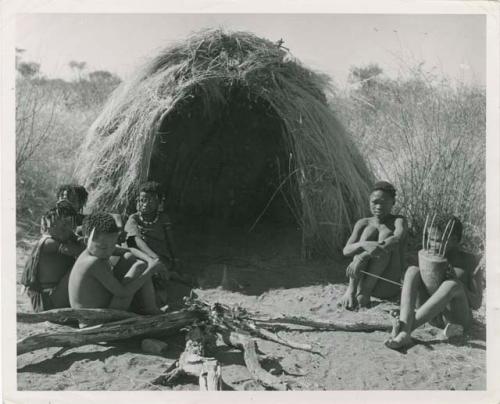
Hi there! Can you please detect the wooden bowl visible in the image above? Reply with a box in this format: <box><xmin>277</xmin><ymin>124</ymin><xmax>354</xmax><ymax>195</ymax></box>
<box><xmin>418</xmin><ymin>249</ymin><xmax>448</xmax><ymax>295</ymax></box>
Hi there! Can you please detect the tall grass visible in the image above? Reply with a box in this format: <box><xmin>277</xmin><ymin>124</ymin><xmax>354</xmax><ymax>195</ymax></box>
<box><xmin>16</xmin><ymin>74</ymin><xmax>120</xmax><ymax>234</ymax></box>
<box><xmin>333</xmin><ymin>66</ymin><xmax>486</xmax><ymax>253</ymax></box>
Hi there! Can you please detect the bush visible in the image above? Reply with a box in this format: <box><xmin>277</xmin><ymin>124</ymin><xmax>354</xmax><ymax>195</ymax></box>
<box><xmin>16</xmin><ymin>72</ymin><xmax>120</xmax><ymax>235</ymax></box>
<box><xmin>333</xmin><ymin>64</ymin><xmax>486</xmax><ymax>253</ymax></box>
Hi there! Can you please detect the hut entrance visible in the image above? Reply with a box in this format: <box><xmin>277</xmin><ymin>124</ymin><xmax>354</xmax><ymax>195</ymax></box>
<box><xmin>150</xmin><ymin>86</ymin><xmax>301</xmax><ymax>277</ymax></box>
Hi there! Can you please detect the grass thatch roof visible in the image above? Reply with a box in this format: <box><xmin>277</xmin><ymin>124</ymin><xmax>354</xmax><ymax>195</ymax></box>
<box><xmin>76</xmin><ymin>28</ymin><xmax>374</xmax><ymax>254</ymax></box>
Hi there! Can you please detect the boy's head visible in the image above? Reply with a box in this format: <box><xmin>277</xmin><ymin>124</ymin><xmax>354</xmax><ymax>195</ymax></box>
<box><xmin>369</xmin><ymin>181</ymin><xmax>396</xmax><ymax>219</ymax></box>
<box><xmin>41</xmin><ymin>201</ymin><xmax>77</xmax><ymax>241</ymax></box>
<box><xmin>57</xmin><ymin>184</ymin><xmax>88</xmax><ymax>212</ymax></box>
<box><xmin>137</xmin><ymin>181</ymin><xmax>162</xmax><ymax>216</ymax></box>
<box><xmin>427</xmin><ymin>215</ymin><xmax>463</xmax><ymax>254</ymax></box>
<box><xmin>82</xmin><ymin>212</ymin><xmax>119</xmax><ymax>259</ymax></box>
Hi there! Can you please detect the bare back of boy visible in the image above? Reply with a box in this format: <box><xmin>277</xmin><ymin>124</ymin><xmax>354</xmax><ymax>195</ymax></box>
<box><xmin>69</xmin><ymin>252</ymin><xmax>117</xmax><ymax>308</ymax></box>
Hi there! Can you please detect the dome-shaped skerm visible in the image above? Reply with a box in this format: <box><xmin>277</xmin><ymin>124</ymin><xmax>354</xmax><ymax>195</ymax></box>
<box><xmin>76</xmin><ymin>28</ymin><xmax>374</xmax><ymax>255</ymax></box>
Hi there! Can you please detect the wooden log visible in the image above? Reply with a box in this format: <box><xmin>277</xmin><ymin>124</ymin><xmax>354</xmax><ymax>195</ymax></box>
<box><xmin>152</xmin><ymin>325</ymin><xmax>222</xmax><ymax>390</ymax></box>
<box><xmin>221</xmin><ymin>330</ymin><xmax>289</xmax><ymax>391</ymax></box>
<box><xmin>17</xmin><ymin>308</ymin><xmax>139</xmax><ymax>324</ymax></box>
<box><xmin>17</xmin><ymin>309</ymin><xmax>200</xmax><ymax>355</ymax></box>
<box><xmin>254</xmin><ymin>316</ymin><xmax>392</xmax><ymax>332</ymax></box>
<box><xmin>199</xmin><ymin>360</ymin><xmax>222</xmax><ymax>391</ymax></box>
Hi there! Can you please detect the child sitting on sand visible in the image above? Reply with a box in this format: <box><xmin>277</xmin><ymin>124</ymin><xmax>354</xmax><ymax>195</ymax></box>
<box><xmin>21</xmin><ymin>201</ymin><xmax>86</xmax><ymax>312</ymax></box>
<box><xmin>385</xmin><ymin>216</ymin><xmax>483</xmax><ymax>350</ymax></box>
<box><xmin>339</xmin><ymin>181</ymin><xmax>408</xmax><ymax>310</ymax></box>
<box><xmin>124</xmin><ymin>181</ymin><xmax>179</xmax><ymax>305</ymax></box>
<box><xmin>69</xmin><ymin>212</ymin><xmax>163</xmax><ymax>314</ymax></box>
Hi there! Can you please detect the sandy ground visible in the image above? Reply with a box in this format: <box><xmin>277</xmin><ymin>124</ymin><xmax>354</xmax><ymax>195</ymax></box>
<box><xmin>16</xmin><ymin>225</ymin><xmax>486</xmax><ymax>391</ymax></box>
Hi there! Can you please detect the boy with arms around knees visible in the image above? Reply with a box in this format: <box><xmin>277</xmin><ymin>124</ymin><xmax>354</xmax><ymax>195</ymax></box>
<box><xmin>339</xmin><ymin>181</ymin><xmax>408</xmax><ymax>310</ymax></box>
<box><xmin>385</xmin><ymin>216</ymin><xmax>483</xmax><ymax>350</ymax></box>
<box><xmin>69</xmin><ymin>212</ymin><xmax>163</xmax><ymax>314</ymax></box>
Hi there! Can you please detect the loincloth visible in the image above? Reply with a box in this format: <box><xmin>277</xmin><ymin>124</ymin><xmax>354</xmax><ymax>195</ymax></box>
<box><xmin>26</xmin><ymin>286</ymin><xmax>56</xmax><ymax>313</ymax></box>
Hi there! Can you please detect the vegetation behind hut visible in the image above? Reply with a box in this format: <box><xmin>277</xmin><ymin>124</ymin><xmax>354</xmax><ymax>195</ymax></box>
<box><xmin>15</xmin><ymin>35</ymin><xmax>485</xmax><ymax>255</ymax></box>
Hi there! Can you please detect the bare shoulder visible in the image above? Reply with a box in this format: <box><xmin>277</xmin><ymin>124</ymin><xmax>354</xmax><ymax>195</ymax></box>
<box><xmin>74</xmin><ymin>251</ymin><xmax>104</xmax><ymax>272</ymax></box>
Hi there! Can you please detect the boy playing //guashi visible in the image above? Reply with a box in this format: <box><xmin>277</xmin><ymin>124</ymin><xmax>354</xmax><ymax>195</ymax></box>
<box><xmin>385</xmin><ymin>216</ymin><xmax>483</xmax><ymax>350</ymax></box>
<box><xmin>69</xmin><ymin>212</ymin><xmax>162</xmax><ymax>314</ymax></box>
<box><xmin>340</xmin><ymin>181</ymin><xmax>408</xmax><ymax>310</ymax></box>
<box><xmin>125</xmin><ymin>181</ymin><xmax>179</xmax><ymax>305</ymax></box>
<box><xmin>21</xmin><ymin>202</ymin><xmax>85</xmax><ymax>312</ymax></box>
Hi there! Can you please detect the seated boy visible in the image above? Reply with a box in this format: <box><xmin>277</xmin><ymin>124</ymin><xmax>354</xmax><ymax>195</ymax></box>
<box><xmin>385</xmin><ymin>216</ymin><xmax>483</xmax><ymax>350</ymax></box>
<box><xmin>124</xmin><ymin>181</ymin><xmax>179</xmax><ymax>305</ymax></box>
<box><xmin>69</xmin><ymin>212</ymin><xmax>163</xmax><ymax>314</ymax></box>
<box><xmin>21</xmin><ymin>202</ymin><xmax>85</xmax><ymax>312</ymax></box>
<box><xmin>339</xmin><ymin>181</ymin><xmax>408</xmax><ymax>310</ymax></box>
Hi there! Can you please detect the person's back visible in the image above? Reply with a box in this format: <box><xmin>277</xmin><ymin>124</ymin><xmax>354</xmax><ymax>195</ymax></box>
<box><xmin>69</xmin><ymin>250</ymin><xmax>114</xmax><ymax>308</ymax></box>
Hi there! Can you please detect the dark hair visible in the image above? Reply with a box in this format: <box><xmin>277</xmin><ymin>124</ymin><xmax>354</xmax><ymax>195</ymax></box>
<box><xmin>372</xmin><ymin>181</ymin><xmax>396</xmax><ymax>199</ymax></box>
<box><xmin>428</xmin><ymin>215</ymin><xmax>463</xmax><ymax>242</ymax></box>
<box><xmin>41</xmin><ymin>202</ymin><xmax>77</xmax><ymax>232</ymax></box>
<box><xmin>82</xmin><ymin>212</ymin><xmax>119</xmax><ymax>237</ymax></box>
<box><xmin>74</xmin><ymin>185</ymin><xmax>89</xmax><ymax>206</ymax></box>
<box><xmin>139</xmin><ymin>181</ymin><xmax>162</xmax><ymax>199</ymax></box>
<box><xmin>56</xmin><ymin>184</ymin><xmax>88</xmax><ymax>206</ymax></box>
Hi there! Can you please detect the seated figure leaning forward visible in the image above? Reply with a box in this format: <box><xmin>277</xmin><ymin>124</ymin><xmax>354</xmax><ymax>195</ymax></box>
<box><xmin>68</xmin><ymin>212</ymin><xmax>164</xmax><ymax>315</ymax></box>
<box><xmin>385</xmin><ymin>215</ymin><xmax>483</xmax><ymax>350</ymax></box>
<box><xmin>21</xmin><ymin>201</ymin><xmax>86</xmax><ymax>312</ymax></box>
<box><xmin>339</xmin><ymin>181</ymin><xmax>408</xmax><ymax>310</ymax></box>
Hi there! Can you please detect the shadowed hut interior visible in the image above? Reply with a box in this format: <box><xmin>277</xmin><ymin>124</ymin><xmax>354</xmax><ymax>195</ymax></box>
<box><xmin>151</xmin><ymin>86</ymin><xmax>296</xmax><ymax>230</ymax></box>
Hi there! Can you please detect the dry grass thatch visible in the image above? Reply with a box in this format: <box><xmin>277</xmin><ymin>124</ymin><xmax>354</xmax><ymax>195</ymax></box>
<box><xmin>75</xmin><ymin>28</ymin><xmax>374</xmax><ymax>254</ymax></box>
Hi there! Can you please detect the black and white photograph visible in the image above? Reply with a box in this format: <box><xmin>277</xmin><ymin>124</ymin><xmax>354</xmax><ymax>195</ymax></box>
<box><xmin>2</xmin><ymin>0</ymin><xmax>499</xmax><ymax>401</ymax></box>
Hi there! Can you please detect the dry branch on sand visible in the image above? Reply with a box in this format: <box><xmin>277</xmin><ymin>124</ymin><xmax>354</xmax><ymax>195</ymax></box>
<box><xmin>17</xmin><ymin>293</ymin><xmax>394</xmax><ymax>390</ymax></box>
<box><xmin>75</xmin><ymin>28</ymin><xmax>374</xmax><ymax>255</ymax></box>
<box><xmin>17</xmin><ymin>307</ymin><xmax>139</xmax><ymax>324</ymax></box>
<box><xmin>17</xmin><ymin>310</ymin><xmax>198</xmax><ymax>355</ymax></box>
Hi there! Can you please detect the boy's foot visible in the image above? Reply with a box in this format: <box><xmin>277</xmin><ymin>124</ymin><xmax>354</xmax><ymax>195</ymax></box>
<box><xmin>389</xmin><ymin>312</ymin><xmax>403</xmax><ymax>338</ymax></box>
<box><xmin>356</xmin><ymin>293</ymin><xmax>371</xmax><ymax>308</ymax></box>
<box><xmin>384</xmin><ymin>331</ymin><xmax>413</xmax><ymax>350</ymax></box>
<box><xmin>443</xmin><ymin>323</ymin><xmax>464</xmax><ymax>339</ymax></box>
<box><xmin>338</xmin><ymin>288</ymin><xmax>357</xmax><ymax>310</ymax></box>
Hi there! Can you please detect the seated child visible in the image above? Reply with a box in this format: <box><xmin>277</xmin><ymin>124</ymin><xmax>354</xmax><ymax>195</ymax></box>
<box><xmin>56</xmin><ymin>184</ymin><xmax>88</xmax><ymax>227</ymax></box>
<box><xmin>385</xmin><ymin>216</ymin><xmax>483</xmax><ymax>350</ymax></box>
<box><xmin>21</xmin><ymin>202</ymin><xmax>85</xmax><ymax>312</ymax></box>
<box><xmin>124</xmin><ymin>181</ymin><xmax>179</xmax><ymax>305</ymax></box>
<box><xmin>339</xmin><ymin>181</ymin><xmax>408</xmax><ymax>310</ymax></box>
<box><xmin>69</xmin><ymin>212</ymin><xmax>162</xmax><ymax>314</ymax></box>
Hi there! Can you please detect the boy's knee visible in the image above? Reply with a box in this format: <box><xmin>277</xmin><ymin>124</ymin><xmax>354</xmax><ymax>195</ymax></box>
<box><xmin>404</xmin><ymin>265</ymin><xmax>420</xmax><ymax>279</ymax></box>
<box><xmin>123</xmin><ymin>252</ymin><xmax>133</xmax><ymax>260</ymax></box>
<box><xmin>441</xmin><ymin>279</ymin><xmax>463</xmax><ymax>295</ymax></box>
<box><xmin>134</xmin><ymin>261</ymin><xmax>147</xmax><ymax>271</ymax></box>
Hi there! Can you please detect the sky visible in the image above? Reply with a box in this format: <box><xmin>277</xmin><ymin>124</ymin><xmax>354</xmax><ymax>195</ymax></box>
<box><xmin>16</xmin><ymin>13</ymin><xmax>485</xmax><ymax>87</ymax></box>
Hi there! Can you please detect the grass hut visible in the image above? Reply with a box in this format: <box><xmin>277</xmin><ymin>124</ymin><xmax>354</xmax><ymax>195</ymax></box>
<box><xmin>76</xmin><ymin>28</ymin><xmax>374</xmax><ymax>256</ymax></box>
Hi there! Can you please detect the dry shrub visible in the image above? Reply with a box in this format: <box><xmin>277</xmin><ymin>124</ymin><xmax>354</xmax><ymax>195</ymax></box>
<box><xmin>334</xmin><ymin>66</ymin><xmax>485</xmax><ymax>253</ymax></box>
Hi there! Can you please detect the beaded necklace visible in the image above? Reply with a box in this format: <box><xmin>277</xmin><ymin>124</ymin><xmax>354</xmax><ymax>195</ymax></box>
<box><xmin>139</xmin><ymin>212</ymin><xmax>159</xmax><ymax>225</ymax></box>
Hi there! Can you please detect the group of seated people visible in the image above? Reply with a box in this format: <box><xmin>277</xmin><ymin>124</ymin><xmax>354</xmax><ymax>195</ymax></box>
<box><xmin>21</xmin><ymin>181</ymin><xmax>177</xmax><ymax>317</ymax></box>
<box><xmin>20</xmin><ymin>179</ymin><xmax>483</xmax><ymax>350</ymax></box>
<box><xmin>341</xmin><ymin>181</ymin><xmax>483</xmax><ymax>349</ymax></box>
